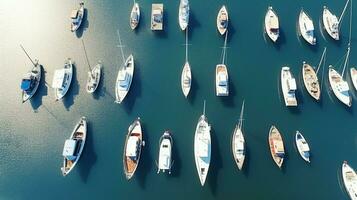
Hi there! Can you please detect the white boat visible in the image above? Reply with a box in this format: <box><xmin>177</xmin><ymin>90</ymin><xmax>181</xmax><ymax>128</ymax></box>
<box><xmin>86</xmin><ymin>63</ymin><xmax>102</xmax><ymax>93</ymax></box>
<box><xmin>194</xmin><ymin>101</ymin><xmax>211</xmax><ymax>186</ymax></box>
<box><xmin>130</xmin><ymin>2</ymin><xmax>140</xmax><ymax>30</ymax></box>
<box><xmin>298</xmin><ymin>9</ymin><xmax>316</xmax><ymax>45</ymax></box>
<box><xmin>232</xmin><ymin>101</ymin><xmax>245</xmax><ymax>170</ymax></box>
<box><xmin>151</xmin><ymin>4</ymin><xmax>164</xmax><ymax>30</ymax></box>
<box><xmin>70</xmin><ymin>2</ymin><xmax>85</xmax><ymax>32</ymax></box>
<box><xmin>350</xmin><ymin>67</ymin><xmax>357</xmax><ymax>91</ymax></box>
<box><xmin>322</xmin><ymin>6</ymin><xmax>339</xmax><ymax>40</ymax></box>
<box><xmin>302</xmin><ymin>62</ymin><xmax>321</xmax><ymax>101</ymax></box>
<box><xmin>157</xmin><ymin>131</ymin><xmax>173</xmax><ymax>174</ymax></box>
<box><xmin>181</xmin><ymin>28</ymin><xmax>191</xmax><ymax>98</ymax></box>
<box><xmin>268</xmin><ymin>125</ymin><xmax>285</xmax><ymax>168</ymax></box>
<box><xmin>265</xmin><ymin>6</ymin><xmax>279</xmax><ymax>42</ymax></box>
<box><xmin>19</xmin><ymin>45</ymin><xmax>42</xmax><ymax>103</ymax></box>
<box><xmin>329</xmin><ymin>67</ymin><xmax>351</xmax><ymax>107</ymax></box>
<box><xmin>217</xmin><ymin>5</ymin><xmax>228</xmax><ymax>35</ymax></box>
<box><xmin>61</xmin><ymin>117</ymin><xmax>87</xmax><ymax>176</ymax></box>
<box><xmin>342</xmin><ymin>161</ymin><xmax>357</xmax><ymax>200</ymax></box>
<box><xmin>178</xmin><ymin>0</ymin><xmax>189</xmax><ymax>31</ymax></box>
<box><xmin>123</xmin><ymin>118</ymin><xmax>144</xmax><ymax>180</ymax></box>
<box><xmin>52</xmin><ymin>58</ymin><xmax>73</xmax><ymax>101</ymax></box>
<box><xmin>216</xmin><ymin>31</ymin><xmax>229</xmax><ymax>96</ymax></box>
<box><xmin>281</xmin><ymin>66</ymin><xmax>297</xmax><ymax>106</ymax></box>
<box><xmin>295</xmin><ymin>131</ymin><xmax>310</xmax><ymax>163</ymax></box>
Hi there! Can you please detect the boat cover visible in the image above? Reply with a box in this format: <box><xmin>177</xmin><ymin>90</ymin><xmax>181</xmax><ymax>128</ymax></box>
<box><xmin>235</xmin><ymin>140</ymin><xmax>244</xmax><ymax>151</ymax></box>
<box><xmin>21</xmin><ymin>79</ymin><xmax>31</xmax><ymax>90</ymax></box>
<box><xmin>62</xmin><ymin>139</ymin><xmax>77</xmax><ymax>158</ymax></box>
<box><xmin>305</xmin><ymin>20</ymin><xmax>314</xmax><ymax>31</ymax></box>
<box><xmin>269</xmin><ymin>16</ymin><xmax>279</xmax><ymax>29</ymax></box>
<box><xmin>126</xmin><ymin>136</ymin><xmax>139</xmax><ymax>157</ymax></box>
<box><xmin>52</xmin><ymin>69</ymin><xmax>65</xmax><ymax>89</ymax></box>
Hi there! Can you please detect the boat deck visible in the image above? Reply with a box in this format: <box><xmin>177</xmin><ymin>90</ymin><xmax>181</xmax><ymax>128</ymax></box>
<box><xmin>125</xmin><ymin>157</ymin><xmax>137</xmax><ymax>173</ymax></box>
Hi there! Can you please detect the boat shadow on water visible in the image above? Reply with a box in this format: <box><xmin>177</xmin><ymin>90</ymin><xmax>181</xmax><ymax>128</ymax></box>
<box><xmin>208</xmin><ymin>127</ymin><xmax>223</xmax><ymax>196</ymax></box>
<box><xmin>189</xmin><ymin>11</ymin><xmax>200</xmax><ymax>36</ymax></box>
<box><xmin>75</xmin><ymin>8</ymin><xmax>89</xmax><ymax>38</ymax></box>
<box><xmin>273</xmin><ymin>29</ymin><xmax>287</xmax><ymax>50</ymax></box>
<box><xmin>92</xmin><ymin>66</ymin><xmax>105</xmax><ymax>100</ymax></box>
<box><xmin>135</xmin><ymin>125</ymin><xmax>152</xmax><ymax>189</ymax></box>
<box><xmin>241</xmin><ymin>146</ymin><xmax>251</xmax><ymax>177</ymax></box>
<box><xmin>219</xmin><ymin>79</ymin><xmax>236</xmax><ymax>107</ymax></box>
<box><xmin>123</xmin><ymin>61</ymin><xmax>142</xmax><ymax>113</ymax></box>
<box><xmin>78</xmin><ymin>122</ymin><xmax>97</xmax><ymax>182</ymax></box>
<box><xmin>63</xmin><ymin>65</ymin><xmax>80</xmax><ymax>111</ymax></box>
<box><xmin>30</xmin><ymin>65</ymin><xmax>48</xmax><ymax>111</ymax></box>
<box><xmin>188</xmin><ymin>72</ymin><xmax>199</xmax><ymax>104</ymax></box>
<box><xmin>170</xmin><ymin>134</ymin><xmax>182</xmax><ymax>177</ymax></box>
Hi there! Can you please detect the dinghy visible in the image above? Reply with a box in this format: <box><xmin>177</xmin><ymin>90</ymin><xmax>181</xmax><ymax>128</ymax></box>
<box><xmin>194</xmin><ymin>101</ymin><xmax>211</xmax><ymax>186</ymax></box>
<box><xmin>295</xmin><ymin>131</ymin><xmax>310</xmax><ymax>163</ymax></box>
<box><xmin>178</xmin><ymin>0</ymin><xmax>189</xmax><ymax>30</ymax></box>
<box><xmin>298</xmin><ymin>9</ymin><xmax>316</xmax><ymax>45</ymax></box>
<box><xmin>217</xmin><ymin>5</ymin><xmax>228</xmax><ymax>35</ymax></box>
<box><xmin>322</xmin><ymin>6</ymin><xmax>340</xmax><ymax>40</ymax></box>
<box><xmin>350</xmin><ymin>67</ymin><xmax>357</xmax><ymax>91</ymax></box>
<box><xmin>157</xmin><ymin>131</ymin><xmax>173</xmax><ymax>174</ymax></box>
<box><xmin>268</xmin><ymin>125</ymin><xmax>285</xmax><ymax>168</ymax></box>
<box><xmin>281</xmin><ymin>66</ymin><xmax>297</xmax><ymax>106</ymax></box>
<box><xmin>70</xmin><ymin>2</ymin><xmax>85</xmax><ymax>32</ymax></box>
<box><xmin>232</xmin><ymin>101</ymin><xmax>245</xmax><ymax>170</ymax></box>
<box><xmin>86</xmin><ymin>63</ymin><xmax>102</xmax><ymax>93</ymax></box>
<box><xmin>181</xmin><ymin>28</ymin><xmax>191</xmax><ymax>98</ymax></box>
<box><xmin>123</xmin><ymin>118</ymin><xmax>144</xmax><ymax>180</ymax></box>
<box><xmin>61</xmin><ymin>117</ymin><xmax>87</xmax><ymax>176</ymax></box>
<box><xmin>130</xmin><ymin>2</ymin><xmax>140</xmax><ymax>30</ymax></box>
<box><xmin>265</xmin><ymin>6</ymin><xmax>280</xmax><ymax>42</ymax></box>
<box><xmin>342</xmin><ymin>161</ymin><xmax>357</xmax><ymax>200</ymax></box>
<box><xmin>302</xmin><ymin>62</ymin><xmax>321</xmax><ymax>101</ymax></box>
<box><xmin>216</xmin><ymin>31</ymin><xmax>229</xmax><ymax>96</ymax></box>
<box><xmin>19</xmin><ymin>45</ymin><xmax>42</xmax><ymax>103</ymax></box>
<box><xmin>52</xmin><ymin>58</ymin><xmax>73</xmax><ymax>101</ymax></box>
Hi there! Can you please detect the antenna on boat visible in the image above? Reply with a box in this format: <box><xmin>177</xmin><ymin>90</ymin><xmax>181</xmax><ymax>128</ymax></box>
<box><xmin>316</xmin><ymin>47</ymin><xmax>327</xmax><ymax>74</ymax></box>
<box><xmin>20</xmin><ymin>45</ymin><xmax>36</xmax><ymax>66</ymax></box>
<box><xmin>203</xmin><ymin>100</ymin><xmax>206</xmax><ymax>116</ymax></box>
<box><xmin>116</xmin><ymin>29</ymin><xmax>126</xmax><ymax>67</ymax></box>
<box><xmin>185</xmin><ymin>27</ymin><xmax>189</xmax><ymax>63</ymax></box>
<box><xmin>81</xmin><ymin>39</ymin><xmax>92</xmax><ymax>71</ymax></box>
<box><xmin>222</xmin><ymin>31</ymin><xmax>228</xmax><ymax>65</ymax></box>
<box><xmin>238</xmin><ymin>100</ymin><xmax>245</xmax><ymax>129</ymax></box>
<box><xmin>338</xmin><ymin>0</ymin><xmax>350</xmax><ymax>25</ymax></box>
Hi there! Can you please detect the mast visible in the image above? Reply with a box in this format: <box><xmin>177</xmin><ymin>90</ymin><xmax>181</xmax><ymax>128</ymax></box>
<box><xmin>20</xmin><ymin>45</ymin><xmax>36</xmax><ymax>66</ymax></box>
<box><xmin>238</xmin><ymin>100</ymin><xmax>245</xmax><ymax>129</ymax></box>
<box><xmin>81</xmin><ymin>39</ymin><xmax>92</xmax><ymax>71</ymax></box>
<box><xmin>185</xmin><ymin>27</ymin><xmax>188</xmax><ymax>63</ymax></box>
<box><xmin>342</xmin><ymin>45</ymin><xmax>351</xmax><ymax>77</ymax></box>
<box><xmin>203</xmin><ymin>100</ymin><xmax>206</xmax><ymax>116</ymax></box>
<box><xmin>116</xmin><ymin>29</ymin><xmax>126</xmax><ymax>67</ymax></box>
<box><xmin>338</xmin><ymin>0</ymin><xmax>350</xmax><ymax>24</ymax></box>
<box><xmin>316</xmin><ymin>47</ymin><xmax>327</xmax><ymax>74</ymax></box>
<box><xmin>348</xmin><ymin>0</ymin><xmax>353</xmax><ymax>44</ymax></box>
<box><xmin>222</xmin><ymin>31</ymin><xmax>228</xmax><ymax>65</ymax></box>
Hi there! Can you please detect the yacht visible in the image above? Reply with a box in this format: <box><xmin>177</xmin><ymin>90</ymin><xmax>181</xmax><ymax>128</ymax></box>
<box><xmin>178</xmin><ymin>0</ymin><xmax>189</xmax><ymax>30</ymax></box>
<box><xmin>281</xmin><ymin>66</ymin><xmax>297</xmax><ymax>106</ymax></box>
<box><xmin>157</xmin><ymin>131</ymin><xmax>173</xmax><ymax>174</ymax></box>
<box><xmin>298</xmin><ymin>9</ymin><xmax>316</xmax><ymax>45</ymax></box>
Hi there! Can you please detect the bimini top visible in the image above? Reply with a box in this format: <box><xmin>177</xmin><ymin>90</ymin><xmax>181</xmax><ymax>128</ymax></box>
<box><xmin>21</xmin><ymin>79</ymin><xmax>31</xmax><ymax>90</ymax></box>
<box><xmin>52</xmin><ymin>69</ymin><xmax>65</xmax><ymax>89</ymax></box>
<box><xmin>126</xmin><ymin>136</ymin><xmax>139</xmax><ymax>157</ymax></box>
<box><xmin>62</xmin><ymin>139</ymin><xmax>77</xmax><ymax>157</ymax></box>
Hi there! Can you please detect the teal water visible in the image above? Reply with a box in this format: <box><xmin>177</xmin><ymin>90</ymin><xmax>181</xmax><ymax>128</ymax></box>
<box><xmin>1</xmin><ymin>0</ymin><xmax>357</xmax><ymax>199</ymax></box>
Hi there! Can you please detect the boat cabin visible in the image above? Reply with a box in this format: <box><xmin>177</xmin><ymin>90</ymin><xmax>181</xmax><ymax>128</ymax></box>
<box><xmin>269</xmin><ymin>18</ymin><xmax>279</xmax><ymax>32</ymax></box>
<box><xmin>235</xmin><ymin>140</ymin><xmax>244</xmax><ymax>154</ymax></box>
<box><xmin>287</xmin><ymin>78</ymin><xmax>297</xmax><ymax>92</ymax></box>
<box><xmin>198</xmin><ymin>138</ymin><xmax>209</xmax><ymax>158</ymax></box>
<box><xmin>126</xmin><ymin>136</ymin><xmax>140</xmax><ymax>161</ymax></box>
<box><xmin>118</xmin><ymin>71</ymin><xmax>130</xmax><ymax>88</ymax></box>
<box><xmin>272</xmin><ymin>140</ymin><xmax>284</xmax><ymax>158</ymax></box>
<box><xmin>218</xmin><ymin>72</ymin><xmax>228</xmax><ymax>86</ymax></box>
<box><xmin>52</xmin><ymin>69</ymin><xmax>66</xmax><ymax>89</ymax></box>
<box><xmin>62</xmin><ymin>139</ymin><xmax>80</xmax><ymax>160</ymax></box>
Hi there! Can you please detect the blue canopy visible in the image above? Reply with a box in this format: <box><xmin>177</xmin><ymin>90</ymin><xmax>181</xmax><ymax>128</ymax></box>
<box><xmin>21</xmin><ymin>79</ymin><xmax>31</xmax><ymax>91</ymax></box>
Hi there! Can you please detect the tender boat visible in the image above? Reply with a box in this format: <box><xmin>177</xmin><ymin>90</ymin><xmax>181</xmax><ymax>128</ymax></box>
<box><xmin>194</xmin><ymin>101</ymin><xmax>211</xmax><ymax>186</ymax></box>
<box><xmin>151</xmin><ymin>4</ymin><xmax>164</xmax><ymax>30</ymax></box>
<box><xmin>232</xmin><ymin>101</ymin><xmax>245</xmax><ymax>170</ymax></box>
<box><xmin>329</xmin><ymin>67</ymin><xmax>351</xmax><ymax>107</ymax></box>
<box><xmin>61</xmin><ymin>117</ymin><xmax>87</xmax><ymax>176</ymax></box>
<box><xmin>302</xmin><ymin>62</ymin><xmax>321</xmax><ymax>101</ymax></box>
<box><xmin>322</xmin><ymin>6</ymin><xmax>339</xmax><ymax>40</ymax></box>
<box><xmin>298</xmin><ymin>9</ymin><xmax>316</xmax><ymax>45</ymax></box>
<box><xmin>295</xmin><ymin>131</ymin><xmax>310</xmax><ymax>163</ymax></box>
<box><xmin>217</xmin><ymin>5</ymin><xmax>228</xmax><ymax>35</ymax></box>
<box><xmin>281</xmin><ymin>66</ymin><xmax>298</xmax><ymax>106</ymax></box>
<box><xmin>342</xmin><ymin>161</ymin><xmax>357</xmax><ymax>200</ymax></box>
<box><xmin>115</xmin><ymin>55</ymin><xmax>134</xmax><ymax>103</ymax></box>
<box><xmin>216</xmin><ymin>64</ymin><xmax>229</xmax><ymax>96</ymax></box>
<box><xmin>157</xmin><ymin>131</ymin><xmax>173</xmax><ymax>174</ymax></box>
<box><xmin>20</xmin><ymin>45</ymin><xmax>42</xmax><ymax>103</ymax></box>
<box><xmin>350</xmin><ymin>67</ymin><xmax>357</xmax><ymax>91</ymax></box>
<box><xmin>86</xmin><ymin>63</ymin><xmax>102</xmax><ymax>93</ymax></box>
<box><xmin>181</xmin><ymin>62</ymin><xmax>191</xmax><ymax>97</ymax></box>
<box><xmin>52</xmin><ymin>58</ymin><xmax>73</xmax><ymax>101</ymax></box>
<box><xmin>70</xmin><ymin>2</ymin><xmax>85</xmax><ymax>32</ymax></box>
<box><xmin>268</xmin><ymin>125</ymin><xmax>285</xmax><ymax>168</ymax></box>
<box><xmin>178</xmin><ymin>0</ymin><xmax>189</xmax><ymax>30</ymax></box>
<box><xmin>123</xmin><ymin>118</ymin><xmax>144</xmax><ymax>180</ymax></box>
<box><xmin>265</xmin><ymin>6</ymin><xmax>280</xmax><ymax>42</ymax></box>
<box><xmin>130</xmin><ymin>2</ymin><xmax>140</xmax><ymax>30</ymax></box>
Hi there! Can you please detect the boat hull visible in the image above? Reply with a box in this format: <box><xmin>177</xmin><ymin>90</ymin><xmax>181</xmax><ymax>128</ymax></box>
<box><xmin>217</xmin><ymin>6</ymin><xmax>228</xmax><ymax>35</ymax></box>
<box><xmin>350</xmin><ymin>68</ymin><xmax>357</xmax><ymax>91</ymax></box>
<box><xmin>22</xmin><ymin>64</ymin><xmax>42</xmax><ymax>103</ymax></box>
<box><xmin>86</xmin><ymin>63</ymin><xmax>102</xmax><ymax>93</ymax></box>
<box><xmin>302</xmin><ymin>62</ymin><xmax>320</xmax><ymax>101</ymax></box>
<box><xmin>298</xmin><ymin>10</ymin><xmax>316</xmax><ymax>45</ymax></box>
<box><xmin>342</xmin><ymin>162</ymin><xmax>357</xmax><ymax>200</ymax></box>
<box><xmin>216</xmin><ymin>64</ymin><xmax>229</xmax><ymax>96</ymax></box>
<box><xmin>281</xmin><ymin>66</ymin><xmax>298</xmax><ymax>106</ymax></box>
<box><xmin>70</xmin><ymin>2</ymin><xmax>85</xmax><ymax>32</ymax></box>
<box><xmin>130</xmin><ymin>3</ymin><xmax>140</xmax><ymax>30</ymax></box>
<box><xmin>322</xmin><ymin>7</ymin><xmax>339</xmax><ymax>40</ymax></box>
<box><xmin>181</xmin><ymin>62</ymin><xmax>191</xmax><ymax>98</ymax></box>
<box><xmin>115</xmin><ymin>55</ymin><xmax>134</xmax><ymax>104</ymax></box>
<box><xmin>295</xmin><ymin>131</ymin><xmax>310</xmax><ymax>163</ymax></box>
<box><xmin>264</xmin><ymin>6</ymin><xmax>279</xmax><ymax>42</ymax></box>
<box><xmin>157</xmin><ymin>131</ymin><xmax>173</xmax><ymax>174</ymax></box>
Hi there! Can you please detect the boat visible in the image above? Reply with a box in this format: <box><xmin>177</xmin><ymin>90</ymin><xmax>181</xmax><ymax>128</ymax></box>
<box><xmin>295</xmin><ymin>131</ymin><xmax>311</xmax><ymax>163</ymax></box>
<box><xmin>322</xmin><ymin>6</ymin><xmax>340</xmax><ymax>40</ymax></box>
<box><xmin>216</xmin><ymin>5</ymin><xmax>228</xmax><ymax>35</ymax></box>
<box><xmin>52</xmin><ymin>58</ymin><xmax>73</xmax><ymax>101</ymax></box>
<box><xmin>70</xmin><ymin>2</ymin><xmax>85</xmax><ymax>32</ymax></box>
<box><xmin>130</xmin><ymin>2</ymin><xmax>140</xmax><ymax>30</ymax></box>
<box><xmin>281</xmin><ymin>66</ymin><xmax>298</xmax><ymax>106</ymax></box>
<box><xmin>216</xmin><ymin>31</ymin><xmax>229</xmax><ymax>96</ymax></box>
<box><xmin>61</xmin><ymin>117</ymin><xmax>87</xmax><ymax>176</ymax></box>
<box><xmin>115</xmin><ymin>30</ymin><xmax>134</xmax><ymax>104</ymax></box>
<box><xmin>264</xmin><ymin>6</ymin><xmax>280</xmax><ymax>42</ymax></box>
<box><xmin>194</xmin><ymin>101</ymin><xmax>211</xmax><ymax>186</ymax></box>
<box><xmin>342</xmin><ymin>161</ymin><xmax>357</xmax><ymax>200</ymax></box>
<box><xmin>181</xmin><ymin>28</ymin><xmax>191</xmax><ymax>97</ymax></box>
<box><xmin>350</xmin><ymin>67</ymin><xmax>357</xmax><ymax>91</ymax></box>
<box><xmin>86</xmin><ymin>63</ymin><xmax>102</xmax><ymax>93</ymax></box>
<box><xmin>151</xmin><ymin>4</ymin><xmax>164</xmax><ymax>30</ymax></box>
<box><xmin>268</xmin><ymin>125</ymin><xmax>285</xmax><ymax>168</ymax></box>
<box><xmin>123</xmin><ymin>118</ymin><xmax>144</xmax><ymax>180</ymax></box>
<box><xmin>19</xmin><ymin>45</ymin><xmax>42</xmax><ymax>103</ymax></box>
<box><xmin>302</xmin><ymin>62</ymin><xmax>321</xmax><ymax>101</ymax></box>
<box><xmin>232</xmin><ymin>101</ymin><xmax>245</xmax><ymax>170</ymax></box>
<box><xmin>178</xmin><ymin>0</ymin><xmax>189</xmax><ymax>30</ymax></box>
<box><xmin>298</xmin><ymin>9</ymin><xmax>316</xmax><ymax>45</ymax></box>
<box><xmin>157</xmin><ymin>131</ymin><xmax>173</xmax><ymax>174</ymax></box>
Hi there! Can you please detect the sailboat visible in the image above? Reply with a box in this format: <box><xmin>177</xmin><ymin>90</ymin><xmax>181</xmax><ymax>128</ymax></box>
<box><xmin>268</xmin><ymin>125</ymin><xmax>285</xmax><ymax>168</ymax></box>
<box><xmin>231</xmin><ymin>101</ymin><xmax>245</xmax><ymax>170</ymax></box>
<box><xmin>115</xmin><ymin>30</ymin><xmax>134</xmax><ymax>104</ymax></box>
<box><xmin>322</xmin><ymin>0</ymin><xmax>350</xmax><ymax>40</ymax></box>
<box><xmin>298</xmin><ymin>9</ymin><xmax>316</xmax><ymax>45</ymax></box>
<box><xmin>302</xmin><ymin>47</ymin><xmax>326</xmax><ymax>101</ymax></box>
<box><xmin>181</xmin><ymin>28</ymin><xmax>191</xmax><ymax>97</ymax></box>
<box><xmin>217</xmin><ymin>5</ymin><xmax>228</xmax><ymax>35</ymax></box>
<box><xmin>194</xmin><ymin>101</ymin><xmax>211</xmax><ymax>186</ymax></box>
<box><xmin>52</xmin><ymin>58</ymin><xmax>73</xmax><ymax>101</ymax></box>
<box><xmin>178</xmin><ymin>0</ymin><xmax>189</xmax><ymax>31</ymax></box>
<box><xmin>295</xmin><ymin>131</ymin><xmax>311</xmax><ymax>163</ymax></box>
<box><xmin>350</xmin><ymin>67</ymin><xmax>357</xmax><ymax>91</ymax></box>
<box><xmin>70</xmin><ymin>2</ymin><xmax>85</xmax><ymax>32</ymax></box>
<box><xmin>281</xmin><ymin>66</ymin><xmax>297</xmax><ymax>106</ymax></box>
<box><xmin>216</xmin><ymin>31</ymin><xmax>229</xmax><ymax>96</ymax></box>
<box><xmin>264</xmin><ymin>6</ymin><xmax>280</xmax><ymax>42</ymax></box>
<box><xmin>130</xmin><ymin>2</ymin><xmax>140</xmax><ymax>30</ymax></box>
<box><xmin>81</xmin><ymin>40</ymin><xmax>102</xmax><ymax>94</ymax></box>
<box><xmin>342</xmin><ymin>161</ymin><xmax>357</xmax><ymax>200</ymax></box>
<box><xmin>19</xmin><ymin>45</ymin><xmax>42</xmax><ymax>103</ymax></box>
<box><xmin>156</xmin><ymin>131</ymin><xmax>173</xmax><ymax>174</ymax></box>
<box><xmin>61</xmin><ymin>117</ymin><xmax>87</xmax><ymax>176</ymax></box>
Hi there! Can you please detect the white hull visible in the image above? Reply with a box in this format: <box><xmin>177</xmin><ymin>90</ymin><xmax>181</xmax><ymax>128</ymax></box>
<box><xmin>322</xmin><ymin>7</ymin><xmax>339</xmax><ymax>40</ymax></box>
<box><xmin>302</xmin><ymin>62</ymin><xmax>320</xmax><ymax>101</ymax></box>
<box><xmin>115</xmin><ymin>55</ymin><xmax>134</xmax><ymax>104</ymax></box>
<box><xmin>281</xmin><ymin>66</ymin><xmax>297</xmax><ymax>106</ymax></box>
<box><xmin>130</xmin><ymin>3</ymin><xmax>140</xmax><ymax>30</ymax></box>
<box><xmin>157</xmin><ymin>131</ymin><xmax>173</xmax><ymax>174</ymax></box>
<box><xmin>298</xmin><ymin>10</ymin><xmax>316</xmax><ymax>45</ymax></box>
<box><xmin>232</xmin><ymin>125</ymin><xmax>245</xmax><ymax>170</ymax></box>
<box><xmin>350</xmin><ymin>68</ymin><xmax>357</xmax><ymax>91</ymax></box>
<box><xmin>181</xmin><ymin>62</ymin><xmax>191</xmax><ymax>97</ymax></box>
<box><xmin>86</xmin><ymin>63</ymin><xmax>101</xmax><ymax>93</ymax></box>
<box><xmin>328</xmin><ymin>67</ymin><xmax>351</xmax><ymax>107</ymax></box>
<box><xmin>342</xmin><ymin>162</ymin><xmax>357</xmax><ymax>200</ymax></box>
<box><xmin>295</xmin><ymin>131</ymin><xmax>310</xmax><ymax>163</ymax></box>
<box><xmin>265</xmin><ymin>6</ymin><xmax>279</xmax><ymax>42</ymax></box>
<box><xmin>217</xmin><ymin>6</ymin><xmax>228</xmax><ymax>35</ymax></box>
<box><xmin>178</xmin><ymin>0</ymin><xmax>189</xmax><ymax>30</ymax></box>
<box><xmin>22</xmin><ymin>64</ymin><xmax>42</xmax><ymax>103</ymax></box>
<box><xmin>54</xmin><ymin>59</ymin><xmax>73</xmax><ymax>101</ymax></box>
<box><xmin>70</xmin><ymin>2</ymin><xmax>84</xmax><ymax>32</ymax></box>
<box><xmin>216</xmin><ymin>64</ymin><xmax>229</xmax><ymax>96</ymax></box>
